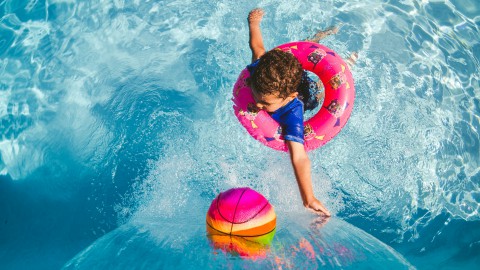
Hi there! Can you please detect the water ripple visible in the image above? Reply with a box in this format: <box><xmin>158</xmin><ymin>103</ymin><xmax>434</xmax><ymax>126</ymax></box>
<box><xmin>1</xmin><ymin>1</ymin><xmax>479</xmax><ymax>268</ymax></box>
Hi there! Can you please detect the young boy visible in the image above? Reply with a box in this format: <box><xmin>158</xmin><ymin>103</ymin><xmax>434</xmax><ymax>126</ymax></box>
<box><xmin>247</xmin><ymin>8</ymin><xmax>332</xmax><ymax>216</ymax></box>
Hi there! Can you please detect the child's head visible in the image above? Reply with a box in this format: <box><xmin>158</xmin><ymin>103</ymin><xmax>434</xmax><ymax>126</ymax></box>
<box><xmin>248</xmin><ymin>49</ymin><xmax>303</xmax><ymax>112</ymax></box>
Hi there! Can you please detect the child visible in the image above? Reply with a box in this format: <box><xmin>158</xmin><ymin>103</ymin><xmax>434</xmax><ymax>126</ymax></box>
<box><xmin>247</xmin><ymin>8</ymin><xmax>335</xmax><ymax>216</ymax></box>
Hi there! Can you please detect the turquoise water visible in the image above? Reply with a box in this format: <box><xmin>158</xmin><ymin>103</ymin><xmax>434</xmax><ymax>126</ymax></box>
<box><xmin>63</xmin><ymin>214</ymin><xmax>412</xmax><ymax>269</ymax></box>
<box><xmin>1</xmin><ymin>0</ymin><xmax>479</xmax><ymax>269</ymax></box>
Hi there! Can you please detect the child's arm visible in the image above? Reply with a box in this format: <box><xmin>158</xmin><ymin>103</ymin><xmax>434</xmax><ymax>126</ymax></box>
<box><xmin>248</xmin><ymin>8</ymin><xmax>266</xmax><ymax>62</ymax></box>
<box><xmin>287</xmin><ymin>140</ymin><xmax>331</xmax><ymax>216</ymax></box>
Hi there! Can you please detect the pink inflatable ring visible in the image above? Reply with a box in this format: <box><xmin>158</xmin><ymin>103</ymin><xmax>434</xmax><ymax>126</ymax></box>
<box><xmin>232</xmin><ymin>41</ymin><xmax>355</xmax><ymax>152</ymax></box>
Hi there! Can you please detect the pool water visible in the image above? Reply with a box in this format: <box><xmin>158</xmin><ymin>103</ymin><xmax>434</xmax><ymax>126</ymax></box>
<box><xmin>62</xmin><ymin>213</ymin><xmax>412</xmax><ymax>269</ymax></box>
<box><xmin>1</xmin><ymin>0</ymin><xmax>479</xmax><ymax>269</ymax></box>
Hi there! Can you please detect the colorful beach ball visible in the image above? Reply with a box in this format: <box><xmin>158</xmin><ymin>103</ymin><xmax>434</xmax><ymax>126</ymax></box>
<box><xmin>206</xmin><ymin>187</ymin><xmax>276</xmax><ymax>257</ymax></box>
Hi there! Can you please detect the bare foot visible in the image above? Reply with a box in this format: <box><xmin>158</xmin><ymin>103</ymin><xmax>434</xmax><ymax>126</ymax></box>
<box><xmin>248</xmin><ymin>8</ymin><xmax>264</xmax><ymax>25</ymax></box>
<box><xmin>346</xmin><ymin>52</ymin><xmax>358</xmax><ymax>68</ymax></box>
<box><xmin>306</xmin><ymin>26</ymin><xmax>339</xmax><ymax>43</ymax></box>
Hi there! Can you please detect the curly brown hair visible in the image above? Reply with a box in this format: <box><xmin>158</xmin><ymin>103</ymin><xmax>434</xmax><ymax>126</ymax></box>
<box><xmin>248</xmin><ymin>49</ymin><xmax>303</xmax><ymax>99</ymax></box>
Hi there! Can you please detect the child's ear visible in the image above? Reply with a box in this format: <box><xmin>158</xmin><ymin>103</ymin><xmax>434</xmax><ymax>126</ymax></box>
<box><xmin>285</xmin><ymin>92</ymin><xmax>298</xmax><ymax>102</ymax></box>
<box><xmin>289</xmin><ymin>92</ymin><xmax>299</xmax><ymax>98</ymax></box>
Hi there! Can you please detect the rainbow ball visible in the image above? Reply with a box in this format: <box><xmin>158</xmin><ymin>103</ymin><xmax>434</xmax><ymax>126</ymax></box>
<box><xmin>206</xmin><ymin>187</ymin><xmax>276</xmax><ymax>256</ymax></box>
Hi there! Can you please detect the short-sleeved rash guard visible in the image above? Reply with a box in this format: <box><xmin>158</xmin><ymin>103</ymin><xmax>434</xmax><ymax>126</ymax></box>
<box><xmin>270</xmin><ymin>98</ymin><xmax>305</xmax><ymax>144</ymax></box>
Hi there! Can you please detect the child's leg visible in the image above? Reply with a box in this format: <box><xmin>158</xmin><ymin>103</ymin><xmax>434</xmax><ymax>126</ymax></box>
<box><xmin>305</xmin><ymin>25</ymin><xmax>339</xmax><ymax>96</ymax></box>
<box><xmin>304</xmin><ymin>26</ymin><xmax>358</xmax><ymax>98</ymax></box>
<box><xmin>305</xmin><ymin>26</ymin><xmax>339</xmax><ymax>43</ymax></box>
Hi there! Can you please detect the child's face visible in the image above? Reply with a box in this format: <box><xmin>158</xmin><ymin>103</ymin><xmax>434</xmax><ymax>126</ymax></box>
<box><xmin>252</xmin><ymin>90</ymin><xmax>298</xmax><ymax>113</ymax></box>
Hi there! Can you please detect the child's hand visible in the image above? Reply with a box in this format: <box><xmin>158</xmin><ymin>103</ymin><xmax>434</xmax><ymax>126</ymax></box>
<box><xmin>248</xmin><ymin>8</ymin><xmax>264</xmax><ymax>25</ymax></box>
<box><xmin>305</xmin><ymin>198</ymin><xmax>331</xmax><ymax>217</ymax></box>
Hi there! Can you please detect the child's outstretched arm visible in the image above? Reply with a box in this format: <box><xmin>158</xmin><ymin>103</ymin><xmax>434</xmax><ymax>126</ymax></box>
<box><xmin>287</xmin><ymin>140</ymin><xmax>331</xmax><ymax>216</ymax></box>
<box><xmin>248</xmin><ymin>8</ymin><xmax>266</xmax><ymax>62</ymax></box>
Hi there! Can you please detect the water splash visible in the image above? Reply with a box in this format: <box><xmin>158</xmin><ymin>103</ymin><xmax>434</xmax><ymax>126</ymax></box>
<box><xmin>1</xmin><ymin>0</ymin><xmax>479</xmax><ymax>268</ymax></box>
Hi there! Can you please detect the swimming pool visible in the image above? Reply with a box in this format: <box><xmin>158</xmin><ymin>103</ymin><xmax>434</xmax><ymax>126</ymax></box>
<box><xmin>0</xmin><ymin>0</ymin><xmax>479</xmax><ymax>269</ymax></box>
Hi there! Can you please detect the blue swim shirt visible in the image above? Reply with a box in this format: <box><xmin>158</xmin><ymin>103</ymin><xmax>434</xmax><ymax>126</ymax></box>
<box><xmin>270</xmin><ymin>98</ymin><xmax>305</xmax><ymax>145</ymax></box>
